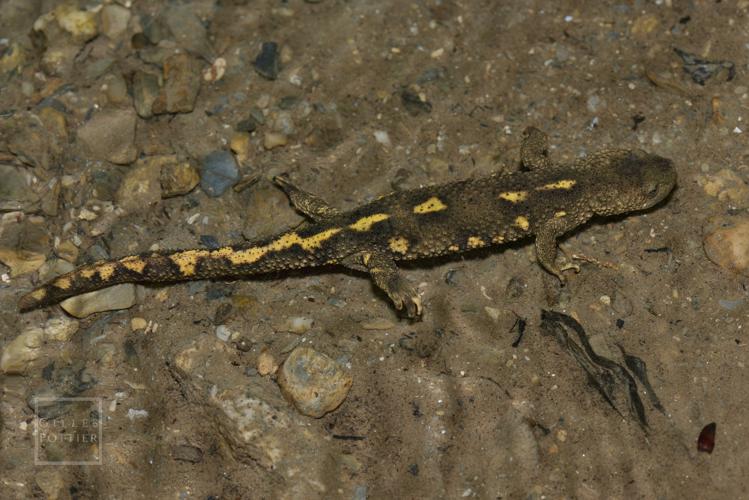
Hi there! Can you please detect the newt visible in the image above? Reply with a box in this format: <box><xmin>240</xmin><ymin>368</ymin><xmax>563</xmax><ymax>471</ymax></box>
<box><xmin>18</xmin><ymin>128</ymin><xmax>677</xmax><ymax>317</ymax></box>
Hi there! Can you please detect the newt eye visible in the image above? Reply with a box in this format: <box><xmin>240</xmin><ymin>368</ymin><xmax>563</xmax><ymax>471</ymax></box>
<box><xmin>643</xmin><ymin>183</ymin><xmax>659</xmax><ymax>198</ymax></box>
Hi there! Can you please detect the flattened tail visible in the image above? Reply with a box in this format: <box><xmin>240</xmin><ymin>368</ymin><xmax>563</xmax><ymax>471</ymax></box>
<box><xmin>18</xmin><ymin>235</ymin><xmax>334</xmax><ymax>312</ymax></box>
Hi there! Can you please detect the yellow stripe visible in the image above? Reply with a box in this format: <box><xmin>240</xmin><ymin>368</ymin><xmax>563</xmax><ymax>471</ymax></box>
<box><xmin>219</xmin><ymin>228</ymin><xmax>342</xmax><ymax>266</ymax></box>
<box><xmin>53</xmin><ymin>277</ymin><xmax>71</xmax><ymax>290</ymax></box>
<box><xmin>413</xmin><ymin>197</ymin><xmax>447</xmax><ymax>214</ymax></box>
<box><xmin>120</xmin><ymin>256</ymin><xmax>147</xmax><ymax>273</ymax></box>
<box><xmin>349</xmin><ymin>213</ymin><xmax>389</xmax><ymax>231</ymax></box>
<box><xmin>554</xmin><ymin>211</ymin><xmax>567</xmax><ymax>218</ymax></box>
<box><xmin>537</xmin><ymin>179</ymin><xmax>576</xmax><ymax>191</ymax></box>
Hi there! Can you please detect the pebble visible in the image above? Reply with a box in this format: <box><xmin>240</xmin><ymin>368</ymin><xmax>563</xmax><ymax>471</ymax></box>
<box><xmin>200</xmin><ymin>151</ymin><xmax>240</xmax><ymax>197</ymax></box>
<box><xmin>77</xmin><ymin>108</ymin><xmax>137</xmax><ymax>164</ymax></box>
<box><xmin>263</xmin><ymin>132</ymin><xmax>288</xmax><ymax>150</ymax></box>
<box><xmin>254</xmin><ymin>42</ymin><xmax>280</xmax><ymax>80</ymax></box>
<box><xmin>34</xmin><ymin>470</ymin><xmax>66</xmax><ymax>500</ymax></box>
<box><xmin>163</xmin><ymin>4</ymin><xmax>213</xmax><ymax>60</ymax></box>
<box><xmin>0</xmin><ymin>327</ymin><xmax>44</xmax><ymax>374</ymax></box>
<box><xmin>44</xmin><ymin>316</ymin><xmax>79</xmax><ymax>342</ymax></box>
<box><xmin>132</xmin><ymin>70</ymin><xmax>161</xmax><ymax>118</ymax></box>
<box><xmin>277</xmin><ymin>347</ymin><xmax>353</xmax><ymax>418</ymax></box>
<box><xmin>0</xmin><ymin>41</ymin><xmax>26</xmax><ymax>76</ymax></box>
<box><xmin>152</xmin><ymin>53</ymin><xmax>201</xmax><ymax>115</ymax></box>
<box><xmin>278</xmin><ymin>316</ymin><xmax>314</xmax><ymax>334</ymax></box>
<box><xmin>696</xmin><ymin>169</ymin><xmax>749</xmax><ymax>207</ymax></box>
<box><xmin>215</xmin><ymin>325</ymin><xmax>235</xmax><ymax>342</ymax></box>
<box><xmin>55</xmin><ymin>240</ymin><xmax>78</xmax><ymax>263</ymax></box>
<box><xmin>116</xmin><ymin>156</ymin><xmax>164</xmax><ymax>212</ymax></box>
<box><xmin>160</xmin><ymin>158</ymin><xmax>200</xmax><ymax>198</ymax></box>
<box><xmin>100</xmin><ymin>4</ymin><xmax>131</xmax><ymax>40</ymax></box>
<box><xmin>0</xmin><ymin>164</ymin><xmax>40</xmax><ymax>212</ymax></box>
<box><xmin>60</xmin><ymin>284</ymin><xmax>136</xmax><ymax>318</ymax></box>
<box><xmin>38</xmin><ymin>258</ymin><xmax>75</xmax><ymax>283</ymax></box>
<box><xmin>704</xmin><ymin>216</ymin><xmax>749</xmax><ymax>275</ymax></box>
<box><xmin>0</xmin><ymin>219</ymin><xmax>49</xmax><ymax>276</ymax></box>
<box><xmin>257</xmin><ymin>351</ymin><xmax>278</xmax><ymax>376</ymax></box>
<box><xmin>131</xmin><ymin>317</ymin><xmax>148</xmax><ymax>331</ymax></box>
<box><xmin>230</xmin><ymin>132</ymin><xmax>252</xmax><ymax>164</ymax></box>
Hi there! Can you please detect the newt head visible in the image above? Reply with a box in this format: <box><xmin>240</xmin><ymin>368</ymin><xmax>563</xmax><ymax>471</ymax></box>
<box><xmin>590</xmin><ymin>149</ymin><xmax>677</xmax><ymax>216</ymax></box>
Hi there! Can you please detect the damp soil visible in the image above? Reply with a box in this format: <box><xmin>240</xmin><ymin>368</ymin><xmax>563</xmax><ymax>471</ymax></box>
<box><xmin>2</xmin><ymin>0</ymin><xmax>749</xmax><ymax>498</ymax></box>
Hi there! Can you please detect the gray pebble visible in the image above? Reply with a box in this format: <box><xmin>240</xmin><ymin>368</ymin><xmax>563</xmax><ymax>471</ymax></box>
<box><xmin>200</xmin><ymin>151</ymin><xmax>240</xmax><ymax>197</ymax></box>
<box><xmin>77</xmin><ymin>108</ymin><xmax>138</xmax><ymax>164</ymax></box>
<box><xmin>254</xmin><ymin>42</ymin><xmax>280</xmax><ymax>80</ymax></box>
<box><xmin>60</xmin><ymin>284</ymin><xmax>136</xmax><ymax>318</ymax></box>
<box><xmin>0</xmin><ymin>164</ymin><xmax>40</xmax><ymax>212</ymax></box>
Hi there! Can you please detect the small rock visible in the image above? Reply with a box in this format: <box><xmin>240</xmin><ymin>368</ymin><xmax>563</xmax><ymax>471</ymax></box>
<box><xmin>631</xmin><ymin>14</ymin><xmax>660</xmax><ymax>36</ymax></box>
<box><xmin>0</xmin><ymin>41</ymin><xmax>26</xmax><ymax>76</ymax></box>
<box><xmin>77</xmin><ymin>108</ymin><xmax>137</xmax><ymax>164</ymax></box>
<box><xmin>130</xmin><ymin>317</ymin><xmax>148</xmax><ymax>331</ymax></box>
<box><xmin>60</xmin><ymin>284</ymin><xmax>136</xmax><ymax>318</ymax></box>
<box><xmin>401</xmin><ymin>89</ymin><xmax>432</xmax><ymax>115</ymax></box>
<box><xmin>163</xmin><ymin>4</ymin><xmax>213</xmax><ymax>60</ymax></box>
<box><xmin>0</xmin><ymin>327</ymin><xmax>44</xmax><ymax>374</ymax></box>
<box><xmin>38</xmin><ymin>258</ymin><xmax>75</xmax><ymax>282</ymax></box>
<box><xmin>704</xmin><ymin>217</ymin><xmax>749</xmax><ymax>275</ymax></box>
<box><xmin>132</xmin><ymin>71</ymin><xmax>161</xmax><ymax>118</ymax></box>
<box><xmin>160</xmin><ymin>158</ymin><xmax>200</xmax><ymax>198</ymax></box>
<box><xmin>116</xmin><ymin>156</ymin><xmax>166</xmax><ymax>212</ymax></box>
<box><xmin>0</xmin><ymin>219</ymin><xmax>49</xmax><ymax>276</ymax></box>
<box><xmin>696</xmin><ymin>169</ymin><xmax>749</xmax><ymax>207</ymax></box>
<box><xmin>171</xmin><ymin>444</ymin><xmax>204</xmax><ymax>463</ymax></box>
<box><xmin>152</xmin><ymin>53</ymin><xmax>201</xmax><ymax>114</ymax></box>
<box><xmin>277</xmin><ymin>316</ymin><xmax>314</xmax><ymax>334</ymax></box>
<box><xmin>277</xmin><ymin>347</ymin><xmax>352</xmax><ymax>418</ymax></box>
<box><xmin>102</xmin><ymin>72</ymin><xmax>129</xmax><ymax>106</ymax></box>
<box><xmin>215</xmin><ymin>325</ymin><xmax>236</xmax><ymax>342</ymax></box>
<box><xmin>254</xmin><ymin>42</ymin><xmax>280</xmax><ymax>80</ymax></box>
<box><xmin>203</xmin><ymin>57</ymin><xmax>226</xmax><ymax>82</ymax></box>
<box><xmin>257</xmin><ymin>351</ymin><xmax>278</xmax><ymax>376</ymax></box>
<box><xmin>263</xmin><ymin>132</ymin><xmax>288</xmax><ymax>150</ymax></box>
<box><xmin>34</xmin><ymin>469</ymin><xmax>66</xmax><ymax>500</ymax></box>
<box><xmin>230</xmin><ymin>132</ymin><xmax>252</xmax><ymax>164</ymax></box>
<box><xmin>44</xmin><ymin>317</ymin><xmax>79</xmax><ymax>342</ymax></box>
<box><xmin>200</xmin><ymin>151</ymin><xmax>239</xmax><ymax>197</ymax></box>
<box><xmin>100</xmin><ymin>4</ymin><xmax>131</xmax><ymax>39</ymax></box>
<box><xmin>361</xmin><ymin>318</ymin><xmax>395</xmax><ymax>330</ymax></box>
<box><xmin>55</xmin><ymin>240</ymin><xmax>78</xmax><ymax>263</ymax></box>
<box><xmin>0</xmin><ymin>164</ymin><xmax>40</xmax><ymax>212</ymax></box>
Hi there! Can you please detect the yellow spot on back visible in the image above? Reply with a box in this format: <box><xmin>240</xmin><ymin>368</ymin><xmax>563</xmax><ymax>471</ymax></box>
<box><xmin>97</xmin><ymin>263</ymin><xmax>117</xmax><ymax>280</ymax></box>
<box><xmin>120</xmin><ymin>256</ymin><xmax>147</xmax><ymax>273</ymax></box>
<box><xmin>169</xmin><ymin>250</ymin><xmax>210</xmax><ymax>276</ymax></box>
<box><xmin>514</xmin><ymin>216</ymin><xmax>530</xmax><ymax>231</ymax></box>
<box><xmin>389</xmin><ymin>236</ymin><xmax>409</xmax><ymax>254</ymax></box>
<box><xmin>467</xmin><ymin>236</ymin><xmax>485</xmax><ymax>248</ymax></box>
<box><xmin>537</xmin><ymin>179</ymin><xmax>576</xmax><ymax>191</ymax></box>
<box><xmin>499</xmin><ymin>191</ymin><xmax>528</xmax><ymax>203</ymax></box>
<box><xmin>349</xmin><ymin>213</ymin><xmax>390</xmax><ymax>231</ymax></box>
<box><xmin>492</xmin><ymin>235</ymin><xmax>505</xmax><ymax>244</ymax></box>
<box><xmin>413</xmin><ymin>197</ymin><xmax>447</xmax><ymax>214</ymax></box>
<box><xmin>448</xmin><ymin>244</ymin><xmax>459</xmax><ymax>252</ymax></box>
<box><xmin>54</xmin><ymin>277</ymin><xmax>72</xmax><ymax>290</ymax></box>
<box><xmin>554</xmin><ymin>211</ymin><xmax>567</xmax><ymax>218</ymax></box>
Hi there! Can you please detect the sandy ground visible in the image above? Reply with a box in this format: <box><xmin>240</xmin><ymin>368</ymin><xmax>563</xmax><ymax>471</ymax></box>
<box><xmin>1</xmin><ymin>0</ymin><xmax>748</xmax><ymax>498</ymax></box>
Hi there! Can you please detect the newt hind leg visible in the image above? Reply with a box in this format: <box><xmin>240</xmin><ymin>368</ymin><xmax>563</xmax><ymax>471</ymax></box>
<box><xmin>274</xmin><ymin>174</ymin><xmax>342</xmax><ymax>222</ymax></box>
<box><xmin>520</xmin><ymin>126</ymin><xmax>553</xmax><ymax>170</ymax></box>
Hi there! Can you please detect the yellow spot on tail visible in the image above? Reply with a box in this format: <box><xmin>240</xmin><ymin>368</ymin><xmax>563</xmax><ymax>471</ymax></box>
<box><xmin>170</xmin><ymin>250</ymin><xmax>210</xmax><ymax>276</ymax></box>
<box><xmin>554</xmin><ymin>211</ymin><xmax>567</xmax><ymax>218</ymax></box>
<box><xmin>120</xmin><ymin>256</ymin><xmax>147</xmax><ymax>273</ymax></box>
<box><xmin>537</xmin><ymin>179</ymin><xmax>576</xmax><ymax>191</ymax></box>
<box><xmin>362</xmin><ymin>253</ymin><xmax>371</xmax><ymax>265</ymax></box>
<box><xmin>448</xmin><ymin>244</ymin><xmax>459</xmax><ymax>252</ymax></box>
<box><xmin>514</xmin><ymin>216</ymin><xmax>530</xmax><ymax>231</ymax></box>
<box><xmin>31</xmin><ymin>288</ymin><xmax>47</xmax><ymax>300</ymax></box>
<box><xmin>499</xmin><ymin>191</ymin><xmax>528</xmax><ymax>203</ymax></box>
<box><xmin>389</xmin><ymin>236</ymin><xmax>409</xmax><ymax>254</ymax></box>
<box><xmin>223</xmin><ymin>228</ymin><xmax>343</xmax><ymax>266</ymax></box>
<box><xmin>413</xmin><ymin>197</ymin><xmax>447</xmax><ymax>214</ymax></box>
<box><xmin>349</xmin><ymin>213</ymin><xmax>390</xmax><ymax>231</ymax></box>
<box><xmin>467</xmin><ymin>236</ymin><xmax>485</xmax><ymax>248</ymax></box>
<box><xmin>97</xmin><ymin>263</ymin><xmax>117</xmax><ymax>280</ymax></box>
<box><xmin>492</xmin><ymin>235</ymin><xmax>505</xmax><ymax>244</ymax></box>
<box><xmin>54</xmin><ymin>277</ymin><xmax>72</xmax><ymax>290</ymax></box>
<box><xmin>81</xmin><ymin>267</ymin><xmax>97</xmax><ymax>279</ymax></box>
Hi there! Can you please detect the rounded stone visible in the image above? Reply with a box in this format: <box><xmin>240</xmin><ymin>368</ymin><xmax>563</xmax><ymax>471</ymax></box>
<box><xmin>277</xmin><ymin>347</ymin><xmax>352</xmax><ymax>418</ymax></box>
